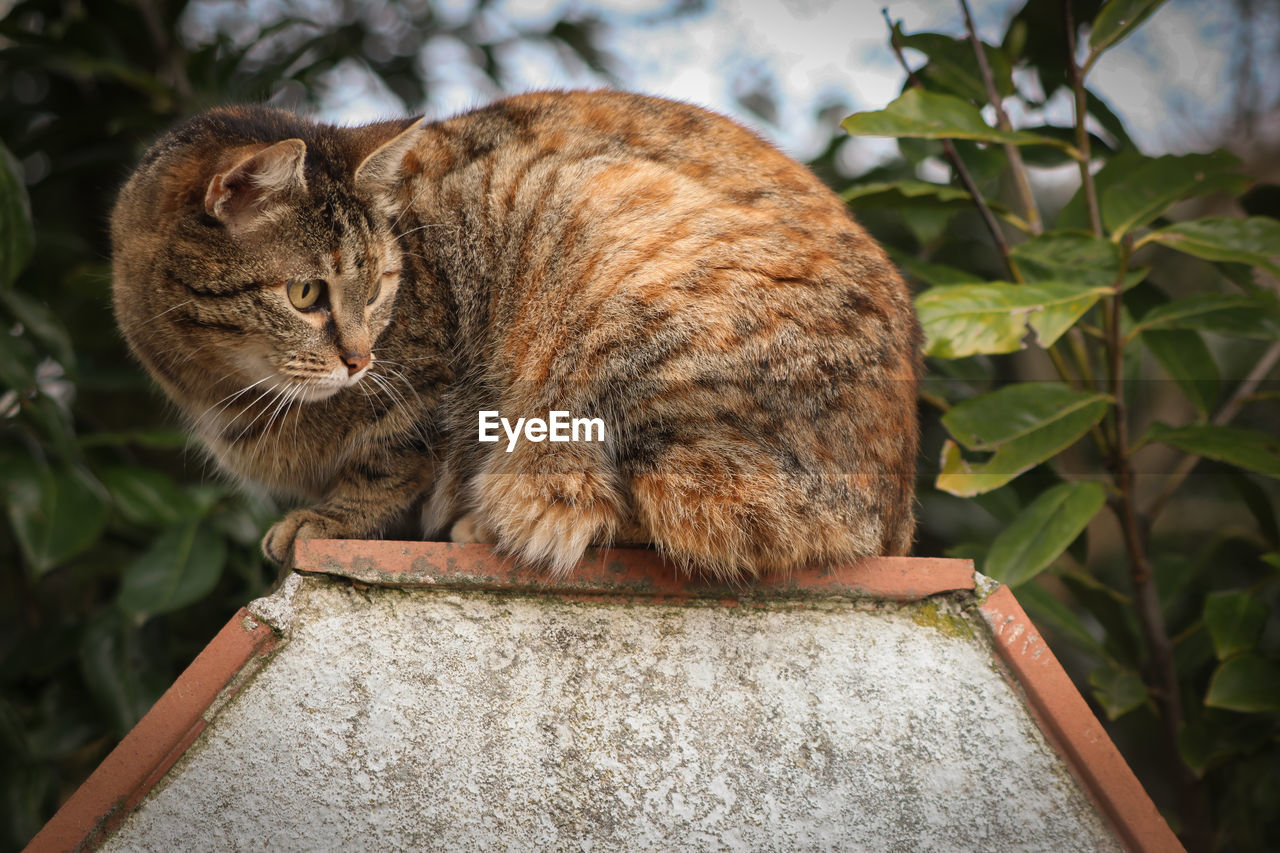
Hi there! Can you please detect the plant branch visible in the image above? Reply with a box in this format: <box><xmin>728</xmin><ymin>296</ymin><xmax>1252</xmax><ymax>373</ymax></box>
<box><xmin>958</xmin><ymin>0</ymin><xmax>1042</xmax><ymax>235</ymax></box>
<box><xmin>1145</xmin><ymin>339</ymin><xmax>1280</xmax><ymax>522</ymax></box>
<box><xmin>1102</xmin><ymin>245</ymin><xmax>1194</xmax><ymax>850</ymax></box>
<box><xmin>136</xmin><ymin>0</ymin><xmax>193</xmax><ymax>102</ymax></box>
<box><xmin>883</xmin><ymin>10</ymin><xmax>1022</xmax><ymax>282</ymax></box>
<box><xmin>1071</xmin><ymin>0</ymin><xmax>1208</xmax><ymax>839</ymax></box>
<box><xmin>1062</xmin><ymin>0</ymin><xmax>1102</xmax><ymax>238</ymax></box>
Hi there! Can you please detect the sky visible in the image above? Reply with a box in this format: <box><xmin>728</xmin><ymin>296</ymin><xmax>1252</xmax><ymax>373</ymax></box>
<box><xmin>309</xmin><ymin>0</ymin><xmax>1273</xmax><ymax>167</ymax></box>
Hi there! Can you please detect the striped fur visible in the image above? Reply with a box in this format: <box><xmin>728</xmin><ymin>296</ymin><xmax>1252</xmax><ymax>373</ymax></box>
<box><xmin>112</xmin><ymin>90</ymin><xmax>921</xmax><ymax>579</ymax></box>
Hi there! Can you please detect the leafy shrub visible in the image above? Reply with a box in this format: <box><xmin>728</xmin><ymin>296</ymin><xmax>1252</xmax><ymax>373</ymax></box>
<box><xmin>841</xmin><ymin>1</ymin><xmax>1280</xmax><ymax>849</ymax></box>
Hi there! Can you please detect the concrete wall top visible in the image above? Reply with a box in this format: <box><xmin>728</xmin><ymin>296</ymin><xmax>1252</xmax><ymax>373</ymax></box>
<box><xmin>27</xmin><ymin>541</ymin><xmax>1183</xmax><ymax>853</ymax></box>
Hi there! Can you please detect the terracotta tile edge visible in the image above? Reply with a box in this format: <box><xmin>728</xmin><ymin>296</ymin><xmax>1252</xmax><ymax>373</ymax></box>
<box><xmin>292</xmin><ymin>539</ymin><xmax>975</xmax><ymax>602</ymax></box>
<box><xmin>24</xmin><ymin>610</ymin><xmax>279</xmax><ymax>853</ymax></box>
<box><xmin>978</xmin><ymin>585</ymin><xmax>1184</xmax><ymax>853</ymax></box>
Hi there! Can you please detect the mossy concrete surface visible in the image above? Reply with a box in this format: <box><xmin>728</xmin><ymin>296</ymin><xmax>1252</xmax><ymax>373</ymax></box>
<box><xmin>99</xmin><ymin>573</ymin><xmax>1122</xmax><ymax>852</ymax></box>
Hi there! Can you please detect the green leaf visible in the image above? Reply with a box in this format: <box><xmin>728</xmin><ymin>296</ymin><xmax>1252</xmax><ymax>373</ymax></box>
<box><xmin>3</xmin><ymin>461</ymin><xmax>109</xmax><ymax>579</ymax></box>
<box><xmin>841</xmin><ymin>179</ymin><xmax>974</xmax><ymax>206</ymax></box>
<box><xmin>1142</xmin><ymin>329</ymin><xmax>1218</xmax><ymax>416</ymax></box>
<box><xmin>1089</xmin><ymin>664</ymin><xmax>1149</xmax><ymax>720</ymax></box>
<box><xmin>1014</xmin><ymin>581</ymin><xmax>1110</xmax><ymax>661</ymax></box>
<box><xmin>885</xmin><ymin>247</ymin><xmax>982</xmax><ymax>287</ymax></box>
<box><xmin>1205</xmin><ymin>654</ymin><xmax>1280</xmax><ymax>712</ymax></box>
<box><xmin>98</xmin><ymin>465</ymin><xmax>199</xmax><ymax>527</ymax></box>
<box><xmin>917</xmin><ymin>282</ymin><xmax>1110</xmax><ymax>358</ymax></box>
<box><xmin>938</xmin><ymin>384</ymin><xmax>1110</xmax><ymax>496</ymax></box>
<box><xmin>1128</xmin><ymin>293</ymin><xmax>1280</xmax><ymax>340</ymax></box>
<box><xmin>1085</xmin><ymin>89</ymin><xmax>1135</xmax><ymax>151</ymax></box>
<box><xmin>842</xmin><ymin>89</ymin><xmax>1062</xmax><ymax>147</ymax></box>
<box><xmin>1177</xmin><ymin>714</ymin><xmax>1274</xmax><ymax>778</ymax></box>
<box><xmin>1204</xmin><ymin>591</ymin><xmax>1269</xmax><ymax>659</ymax></box>
<box><xmin>0</xmin><ymin>312</ymin><xmax>39</xmax><ymax>392</ymax></box>
<box><xmin>117</xmin><ymin>520</ymin><xmax>227</xmax><ymax>616</ymax></box>
<box><xmin>1144</xmin><ymin>423</ymin><xmax>1280</xmax><ymax>479</ymax></box>
<box><xmin>1009</xmin><ymin>230</ymin><xmax>1122</xmax><ymax>288</ymax></box>
<box><xmin>79</xmin><ymin>611</ymin><xmax>151</xmax><ymax>737</ymax></box>
<box><xmin>77</xmin><ymin>428</ymin><xmax>191</xmax><ymax>450</ymax></box>
<box><xmin>1060</xmin><ymin>570</ymin><xmax>1143</xmax><ymax>665</ymax></box>
<box><xmin>1099</xmin><ymin>152</ymin><xmax>1247</xmax><ymax>238</ymax></box>
<box><xmin>983</xmin><ymin>481</ymin><xmax>1106</xmax><ymax>586</ymax></box>
<box><xmin>0</xmin><ymin>288</ymin><xmax>76</xmax><ymax>370</ymax></box>
<box><xmin>1016</xmin><ymin>126</ymin><xmax>1115</xmax><ymax>168</ymax></box>
<box><xmin>895</xmin><ymin>27</ymin><xmax>1014</xmax><ymax>105</ymax></box>
<box><xmin>1088</xmin><ymin>0</ymin><xmax>1170</xmax><ymax>60</ymax></box>
<box><xmin>0</xmin><ymin>140</ymin><xmax>33</xmax><ymax>289</ymax></box>
<box><xmin>1227</xmin><ymin>470</ymin><xmax>1280</xmax><ymax>547</ymax></box>
<box><xmin>1146</xmin><ymin>217</ymin><xmax>1280</xmax><ymax>278</ymax></box>
<box><xmin>943</xmin><ymin>382</ymin><xmax>1108</xmax><ymax>450</ymax></box>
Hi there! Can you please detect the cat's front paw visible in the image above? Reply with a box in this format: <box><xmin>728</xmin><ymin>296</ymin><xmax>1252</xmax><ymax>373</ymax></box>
<box><xmin>449</xmin><ymin>512</ymin><xmax>498</xmax><ymax>545</ymax></box>
<box><xmin>262</xmin><ymin>509</ymin><xmax>338</xmax><ymax>564</ymax></box>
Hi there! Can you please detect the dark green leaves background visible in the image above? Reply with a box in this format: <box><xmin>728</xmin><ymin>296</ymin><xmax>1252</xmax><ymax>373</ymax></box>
<box><xmin>847</xmin><ymin>2</ymin><xmax>1279</xmax><ymax>849</ymax></box>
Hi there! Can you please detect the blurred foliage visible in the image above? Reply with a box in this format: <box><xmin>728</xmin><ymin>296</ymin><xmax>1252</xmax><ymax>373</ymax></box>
<box><xmin>0</xmin><ymin>0</ymin><xmax>650</xmax><ymax>847</ymax></box>
<box><xmin>842</xmin><ymin>1</ymin><xmax>1280</xmax><ymax>850</ymax></box>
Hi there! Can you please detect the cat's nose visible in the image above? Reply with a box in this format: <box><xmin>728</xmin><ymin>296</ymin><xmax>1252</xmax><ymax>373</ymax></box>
<box><xmin>342</xmin><ymin>352</ymin><xmax>371</xmax><ymax>375</ymax></box>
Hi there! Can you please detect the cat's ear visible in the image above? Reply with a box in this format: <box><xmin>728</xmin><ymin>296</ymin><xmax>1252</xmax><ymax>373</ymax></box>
<box><xmin>353</xmin><ymin>120</ymin><xmax>425</xmax><ymax>198</ymax></box>
<box><xmin>204</xmin><ymin>139</ymin><xmax>307</xmax><ymax>233</ymax></box>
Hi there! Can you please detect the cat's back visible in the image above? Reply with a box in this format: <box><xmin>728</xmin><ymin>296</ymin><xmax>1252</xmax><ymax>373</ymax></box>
<box><xmin>415</xmin><ymin>90</ymin><xmax>850</xmax><ymax>223</ymax></box>
<box><xmin>405</xmin><ymin>89</ymin><xmax>914</xmax><ymax>341</ymax></box>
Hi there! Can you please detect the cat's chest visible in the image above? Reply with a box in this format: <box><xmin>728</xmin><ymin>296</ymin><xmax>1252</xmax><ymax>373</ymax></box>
<box><xmin>208</xmin><ymin>434</ymin><xmax>343</xmax><ymax>500</ymax></box>
<box><xmin>198</xmin><ymin>414</ymin><xmax>352</xmax><ymax>501</ymax></box>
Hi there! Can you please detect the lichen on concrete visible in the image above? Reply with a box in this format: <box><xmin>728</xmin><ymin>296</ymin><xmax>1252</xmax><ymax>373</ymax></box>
<box><xmin>102</xmin><ymin>577</ymin><xmax>1122</xmax><ymax>852</ymax></box>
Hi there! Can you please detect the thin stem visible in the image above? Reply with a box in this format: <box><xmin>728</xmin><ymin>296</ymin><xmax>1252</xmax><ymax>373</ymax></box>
<box><xmin>1145</xmin><ymin>339</ymin><xmax>1280</xmax><ymax>522</ymax></box>
<box><xmin>136</xmin><ymin>0</ymin><xmax>193</xmax><ymax>102</ymax></box>
<box><xmin>1069</xmin><ymin>0</ymin><xmax>1209</xmax><ymax>836</ymax></box>
<box><xmin>882</xmin><ymin>10</ymin><xmax>1022</xmax><ymax>282</ymax></box>
<box><xmin>958</xmin><ymin>0</ymin><xmax>1042</xmax><ymax>235</ymax></box>
<box><xmin>1104</xmin><ymin>255</ymin><xmax>1193</xmax><ymax>850</ymax></box>
<box><xmin>919</xmin><ymin>389</ymin><xmax>951</xmax><ymax>412</ymax></box>
<box><xmin>1063</xmin><ymin>0</ymin><xmax>1102</xmax><ymax>238</ymax></box>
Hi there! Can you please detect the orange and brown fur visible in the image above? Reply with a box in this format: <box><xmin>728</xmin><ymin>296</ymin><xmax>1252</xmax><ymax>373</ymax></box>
<box><xmin>111</xmin><ymin>90</ymin><xmax>921</xmax><ymax>579</ymax></box>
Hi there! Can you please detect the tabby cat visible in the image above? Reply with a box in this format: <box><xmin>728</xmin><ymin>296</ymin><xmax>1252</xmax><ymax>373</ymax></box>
<box><xmin>111</xmin><ymin>90</ymin><xmax>920</xmax><ymax>579</ymax></box>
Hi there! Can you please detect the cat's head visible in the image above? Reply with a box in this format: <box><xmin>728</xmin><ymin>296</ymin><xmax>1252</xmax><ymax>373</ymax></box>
<box><xmin>111</xmin><ymin>106</ymin><xmax>423</xmax><ymax>412</ymax></box>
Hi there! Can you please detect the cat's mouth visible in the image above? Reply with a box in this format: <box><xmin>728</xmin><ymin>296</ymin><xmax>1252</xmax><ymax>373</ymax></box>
<box><xmin>245</xmin><ymin>355</ymin><xmax>372</xmax><ymax>403</ymax></box>
<box><xmin>284</xmin><ymin>363</ymin><xmax>371</xmax><ymax>402</ymax></box>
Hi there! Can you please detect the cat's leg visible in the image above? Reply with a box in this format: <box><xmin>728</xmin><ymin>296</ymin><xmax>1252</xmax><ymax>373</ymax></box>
<box><xmin>467</xmin><ymin>436</ymin><xmax>624</xmax><ymax>575</ymax></box>
<box><xmin>261</xmin><ymin>449</ymin><xmax>435</xmax><ymax>563</ymax></box>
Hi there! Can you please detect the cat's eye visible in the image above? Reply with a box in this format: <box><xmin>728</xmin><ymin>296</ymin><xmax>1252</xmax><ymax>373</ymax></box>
<box><xmin>369</xmin><ymin>270</ymin><xmax>398</xmax><ymax>306</ymax></box>
<box><xmin>287</xmin><ymin>278</ymin><xmax>326</xmax><ymax>311</ymax></box>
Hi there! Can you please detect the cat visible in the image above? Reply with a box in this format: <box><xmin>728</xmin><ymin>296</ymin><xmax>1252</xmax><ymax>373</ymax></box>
<box><xmin>111</xmin><ymin>90</ymin><xmax>921</xmax><ymax>580</ymax></box>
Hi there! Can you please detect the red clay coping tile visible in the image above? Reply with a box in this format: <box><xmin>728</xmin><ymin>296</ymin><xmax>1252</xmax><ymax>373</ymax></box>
<box><xmin>27</xmin><ymin>540</ymin><xmax>1182</xmax><ymax>853</ymax></box>
<box><xmin>291</xmin><ymin>538</ymin><xmax>976</xmax><ymax>601</ymax></box>
<box><xmin>979</xmin><ymin>586</ymin><xmax>1184</xmax><ymax>853</ymax></box>
<box><xmin>24</xmin><ymin>610</ymin><xmax>278</xmax><ymax>853</ymax></box>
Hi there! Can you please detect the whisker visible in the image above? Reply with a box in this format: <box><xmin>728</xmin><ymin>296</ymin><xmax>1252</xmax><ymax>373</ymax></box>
<box><xmin>192</xmin><ymin>375</ymin><xmax>275</xmax><ymax>437</ymax></box>
<box><xmin>232</xmin><ymin>384</ymin><xmax>287</xmax><ymax>442</ymax></box>
<box><xmin>264</xmin><ymin>382</ymin><xmax>304</xmax><ymax>466</ymax></box>
<box><xmin>141</xmin><ymin>300</ymin><xmax>195</xmax><ymax>326</ymax></box>
<box><xmin>394</xmin><ymin>222</ymin><xmax>460</xmax><ymax>240</ymax></box>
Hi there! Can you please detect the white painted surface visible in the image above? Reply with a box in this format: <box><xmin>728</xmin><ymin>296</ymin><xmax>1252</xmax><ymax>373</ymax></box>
<box><xmin>102</xmin><ymin>577</ymin><xmax>1121</xmax><ymax>852</ymax></box>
